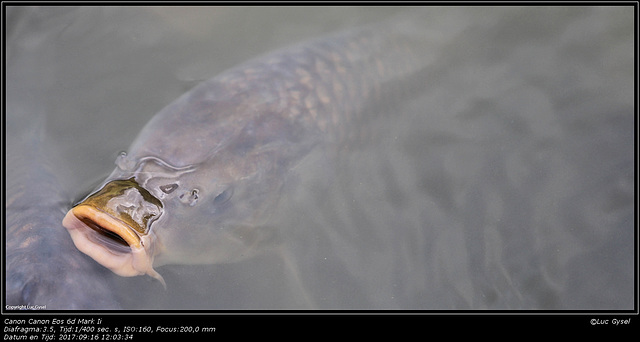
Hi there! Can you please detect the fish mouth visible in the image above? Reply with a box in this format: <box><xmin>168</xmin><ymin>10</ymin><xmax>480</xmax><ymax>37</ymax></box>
<box><xmin>66</xmin><ymin>204</ymin><xmax>140</xmax><ymax>253</ymax></box>
<box><xmin>62</xmin><ymin>178</ymin><xmax>165</xmax><ymax>287</ymax></box>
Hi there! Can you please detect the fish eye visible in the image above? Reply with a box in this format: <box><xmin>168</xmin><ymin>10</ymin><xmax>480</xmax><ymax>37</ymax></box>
<box><xmin>213</xmin><ymin>187</ymin><xmax>233</xmax><ymax>205</ymax></box>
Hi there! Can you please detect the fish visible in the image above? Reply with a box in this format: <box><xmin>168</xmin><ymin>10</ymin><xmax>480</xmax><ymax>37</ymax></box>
<box><xmin>5</xmin><ymin>116</ymin><xmax>122</xmax><ymax>309</ymax></box>
<box><xmin>60</xmin><ymin>11</ymin><xmax>459</xmax><ymax>286</ymax></box>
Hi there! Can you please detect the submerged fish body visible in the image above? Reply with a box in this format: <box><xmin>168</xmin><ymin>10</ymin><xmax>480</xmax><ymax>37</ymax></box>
<box><xmin>6</xmin><ymin>118</ymin><xmax>122</xmax><ymax>309</ymax></box>
<box><xmin>62</xmin><ymin>13</ymin><xmax>441</xmax><ymax>282</ymax></box>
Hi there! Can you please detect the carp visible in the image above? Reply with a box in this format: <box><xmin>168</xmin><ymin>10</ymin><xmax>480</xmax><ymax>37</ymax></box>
<box><xmin>61</xmin><ymin>12</ymin><xmax>443</xmax><ymax>285</ymax></box>
<box><xmin>6</xmin><ymin>117</ymin><xmax>121</xmax><ymax>309</ymax></box>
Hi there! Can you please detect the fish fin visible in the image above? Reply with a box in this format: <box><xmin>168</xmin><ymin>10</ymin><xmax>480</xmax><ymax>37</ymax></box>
<box><xmin>275</xmin><ymin>247</ymin><xmax>316</xmax><ymax>308</ymax></box>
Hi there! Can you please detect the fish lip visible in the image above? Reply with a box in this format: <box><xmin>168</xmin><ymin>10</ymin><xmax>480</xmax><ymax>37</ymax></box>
<box><xmin>62</xmin><ymin>204</ymin><xmax>165</xmax><ymax>287</ymax></box>
<box><xmin>71</xmin><ymin>204</ymin><xmax>142</xmax><ymax>249</ymax></box>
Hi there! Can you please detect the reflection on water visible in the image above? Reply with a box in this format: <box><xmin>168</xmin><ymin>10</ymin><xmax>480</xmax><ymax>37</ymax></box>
<box><xmin>5</xmin><ymin>6</ymin><xmax>634</xmax><ymax>309</ymax></box>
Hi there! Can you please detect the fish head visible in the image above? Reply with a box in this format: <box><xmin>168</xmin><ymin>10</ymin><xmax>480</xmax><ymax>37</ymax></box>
<box><xmin>62</xmin><ymin>145</ymin><xmax>288</xmax><ymax>283</ymax></box>
<box><xmin>145</xmin><ymin>144</ymin><xmax>288</xmax><ymax>267</ymax></box>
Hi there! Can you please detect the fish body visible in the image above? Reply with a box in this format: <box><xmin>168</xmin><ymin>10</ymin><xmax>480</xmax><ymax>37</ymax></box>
<box><xmin>6</xmin><ymin>119</ymin><xmax>122</xmax><ymax>309</ymax></box>
<box><xmin>62</xmin><ymin>13</ymin><xmax>439</xmax><ymax>282</ymax></box>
